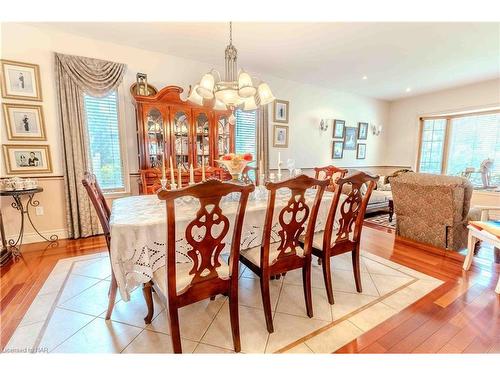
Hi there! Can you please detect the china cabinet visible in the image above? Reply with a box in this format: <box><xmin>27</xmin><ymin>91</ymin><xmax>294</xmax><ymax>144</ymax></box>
<box><xmin>132</xmin><ymin>85</ymin><xmax>234</xmax><ymax>188</ymax></box>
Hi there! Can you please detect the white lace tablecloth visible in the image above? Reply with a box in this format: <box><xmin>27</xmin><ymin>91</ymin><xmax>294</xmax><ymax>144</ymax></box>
<box><xmin>110</xmin><ymin>188</ymin><xmax>341</xmax><ymax>301</ymax></box>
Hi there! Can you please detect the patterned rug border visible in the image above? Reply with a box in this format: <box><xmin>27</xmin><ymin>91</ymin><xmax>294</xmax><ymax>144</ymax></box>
<box><xmin>10</xmin><ymin>251</ymin><xmax>443</xmax><ymax>354</ymax></box>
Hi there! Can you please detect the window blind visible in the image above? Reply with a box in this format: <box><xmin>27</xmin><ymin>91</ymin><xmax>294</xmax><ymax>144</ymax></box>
<box><xmin>235</xmin><ymin>109</ymin><xmax>257</xmax><ymax>158</ymax></box>
<box><xmin>418</xmin><ymin>118</ymin><xmax>446</xmax><ymax>174</ymax></box>
<box><xmin>446</xmin><ymin>112</ymin><xmax>500</xmax><ymax>186</ymax></box>
<box><xmin>83</xmin><ymin>91</ymin><xmax>125</xmax><ymax>192</ymax></box>
<box><xmin>235</xmin><ymin>109</ymin><xmax>257</xmax><ymax>179</ymax></box>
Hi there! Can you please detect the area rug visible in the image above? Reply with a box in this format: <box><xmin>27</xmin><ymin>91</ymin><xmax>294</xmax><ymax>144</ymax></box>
<box><xmin>4</xmin><ymin>250</ymin><xmax>442</xmax><ymax>354</ymax></box>
<box><xmin>364</xmin><ymin>213</ymin><xmax>397</xmax><ymax>231</ymax></box>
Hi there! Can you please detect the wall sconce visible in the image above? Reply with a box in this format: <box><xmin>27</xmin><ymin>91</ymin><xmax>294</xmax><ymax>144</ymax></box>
<box><xmin>320</xmin><ymin>119</ymin><xmax>332</xmax><ymax>131</ymax></box>
<box><xmin>371</xmin><ymin>123</ymin><xmax>382</xmax><ymax>136</ymax></box>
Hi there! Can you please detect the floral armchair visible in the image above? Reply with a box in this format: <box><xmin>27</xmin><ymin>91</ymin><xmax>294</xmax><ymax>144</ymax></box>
<box><xmin>390</xmin><ymin>172</ymin><xmax>481</xmax><ymax>251</ymax></box>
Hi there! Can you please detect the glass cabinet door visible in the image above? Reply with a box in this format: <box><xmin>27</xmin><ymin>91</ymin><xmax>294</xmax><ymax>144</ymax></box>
<box><xmin>172</xmin><ymin>110</ymin><xmax>190</xmax><ymax>169</ymax></box>
<box><xmin>195</xmin><ymin>112</ymin><xmax>210</xmax><ymax>167</ymax></box>
<box><xmin>217</xmin><ymin>115</ymin><xmax>231</xmax><ymax>159</ymax></box>
<box><xmin>145</xmin><ymin>108</ymin><xmax>164</xmax><ymax>168</ymax></box>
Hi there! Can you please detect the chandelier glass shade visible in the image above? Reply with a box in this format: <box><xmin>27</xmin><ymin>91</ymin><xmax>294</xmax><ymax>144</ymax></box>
<box><xmin>188</xmin><ymin>22</ymin><xmax>275</xmax><ymax>113</ymax></box>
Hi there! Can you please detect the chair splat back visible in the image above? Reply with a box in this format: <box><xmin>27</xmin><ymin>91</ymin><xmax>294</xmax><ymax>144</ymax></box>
<box><xmin>82</xmin><ymin>172</ymin><xmax>111</xmax><ymax>239</ymax></box>
<box><xmin>324</xmin><ymin>171</ymin><xmax>378</xmax><ymax>249</ymax></box>
<box><xmin>314</xmin><ymin>165</ymin><xmax>348</xmax><ymax>191</ymax></box>
<box><xmin>263</xmin><ymin>175</ymin><xmax>330</xmax><ymax>264</ymax></box>
<box><xmin>157</xmin><ymin>179</ymin><xmax>255</xmax><ymax>297</ymax></box>
<box><xmin>139</xmin><ymin>168</ymin><xmax>162</xmax><ymax>194</ymax></box>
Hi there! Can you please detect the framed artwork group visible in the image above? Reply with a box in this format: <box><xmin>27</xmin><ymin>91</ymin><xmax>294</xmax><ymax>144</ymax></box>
<box><xmin>1</xmin><ymin>59</ymin><xmax>53</xmax><ymax>175</ymax></box>
<box><xmin>331</xmin><ymin>120</ymin><xmax>368</xmax><ymax>160</ymax></box>
<box><xmin>273</xmin><ymin>99</ymin><xmax>289</xmax><ymax>148</ymax></box>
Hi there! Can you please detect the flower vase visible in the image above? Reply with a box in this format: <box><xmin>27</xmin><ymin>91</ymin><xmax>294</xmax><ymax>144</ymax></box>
<box><xmin>216</xmin><ymin>159</ymin><xmax>251</xmax><ymax>181</ymax></box>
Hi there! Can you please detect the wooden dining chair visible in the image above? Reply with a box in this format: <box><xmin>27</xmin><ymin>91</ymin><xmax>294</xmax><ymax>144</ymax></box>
<box><xmin>239</xmin><ymin>175</ymin><xmax>329</xmax><ymax>333</ymax></box>
<box><xmin>139</xmin><ymin>168</ymin><xmax>162</xmax><ymax>194</ymax></box>
<box><xmin>81</xmin><ymin>172</ymin><xmax>117</xmax><ymax>319</ymax></box>
<box><xmin>314</xmin><ymin>165</ymin><xmax>348</xmax><ymax>191</ymax></box>
<box><xmin>307</xmin><ymin>171</ymin><xmax>378</xmax><ymax>305</ymax></box>
<box><xmin>147</xmin><ymin>179</ymin><xmax>255</xmax><ymax>353</ymax></box>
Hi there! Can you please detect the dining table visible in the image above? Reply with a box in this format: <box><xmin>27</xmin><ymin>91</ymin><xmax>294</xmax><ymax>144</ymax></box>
<box><xmin>109</xmin><ymin>186</ymin><xmax>344</xmax><ymax>301</ymax></box>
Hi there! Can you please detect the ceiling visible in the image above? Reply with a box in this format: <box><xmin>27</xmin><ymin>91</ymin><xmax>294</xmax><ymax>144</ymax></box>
<box><xmin>36</xmin><ymin>22</ymin><xmax>500</xmax><ymax>101</ymax></box>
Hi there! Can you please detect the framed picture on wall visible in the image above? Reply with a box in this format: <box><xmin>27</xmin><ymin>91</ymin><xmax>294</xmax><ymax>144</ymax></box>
<box><xmin>1</xmin><ymin>60</ymin><xmax>43</xmax><ymax>101</ymax></box>
<box><xmin>356</xmin><ymin>143</ymin><xmax>367</xmax><ymax>159</ymax></box>
<box><xmin>333</xmin><ymin>119</ymin><xmax>345</xmax><ymax>138</ymax></box>
<box><xmin>3</xmin><ymin>103</ymin><xmax>47</xmax><ymax>141</ymax></box>
<box><xmin>344</xmin><ymin>127</ymin><xmax>357</xmax><ymax>150</ymax></box>
<box><xmin>2</xmin><ymin>144</ymin><xmax>53</xmax><ymax>174</ymax></box>
<box><xmin>332</xmin><ymin>141</ymin><xmax>344</xmax><ymax>159</ymax></box>
<box><xmin>273</xmin><ymin>99</ymin><xmax>289</xmax><ymax>123</ymax></box>
<box><xmin>357</xmin><ymin>122</ymin><xmax>368</xmax><ymax>140</ymax></box>
<box><xmin>273</xmin><ymin>125</ymin><xmax>289</xmax><ymax>148</ymax></box>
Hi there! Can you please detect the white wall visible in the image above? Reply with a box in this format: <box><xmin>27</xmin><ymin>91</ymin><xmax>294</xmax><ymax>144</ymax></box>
<box><xmin>0</xmin><ymin>23</ymin><xmax>390</xmax><ymax>242</ymax></box>
<box><xmin>385</xmin><ymin>78</ymin><xmax>500</xmax><ymax>169</ymax></box>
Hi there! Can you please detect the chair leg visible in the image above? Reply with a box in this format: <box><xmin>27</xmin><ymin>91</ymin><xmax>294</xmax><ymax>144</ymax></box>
<box><xmin>260</xmin><ymin>275</ymin><xmax>274</xmax><ymax>333</ymax></box>
<box><xmin>302</xmin><ymin>260</ymin><xmax>314</xmax><ymax>317</ymax></box>
<box><xmin>321</xmin><ymin>254</ymin><xmax>335</xmax><ymax>305</ymax></box>
<box><xmin>352</xmin><ymin>247</ymin><xmax>362</xmax><ymax>293</ymax></box>
<box><xmin>142</xmin><ymin>281</ymin><xmax>154</xmax><ymax>324</ymax></box>
<box><xmin>228</xmin><ymin>287</ymin><xmax>241</xmax><ymax>352</ymax></box>
<box><xmin>168</xmin><ymin>305</ymin><xmax>182</xmax><ymax>353</ymax></box>
<box><xmin>105</xmin><ymin>272</ymin><xmax>118</xmax><ymax>320</ymax></box>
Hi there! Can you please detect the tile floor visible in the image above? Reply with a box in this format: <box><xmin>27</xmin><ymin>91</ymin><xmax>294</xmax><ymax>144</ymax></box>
<box><xmin>4</xmin><ymin>251</ymin><xmax>443</xmax><ymax>354</ymax></box>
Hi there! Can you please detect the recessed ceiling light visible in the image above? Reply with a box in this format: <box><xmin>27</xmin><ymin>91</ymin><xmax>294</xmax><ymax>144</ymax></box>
<box><xmin>362</xmin><ymin>76</ymin><xmax>368</xmax><ymax>80</ymax></box>
<box><xmin>406</xmin><ymin>87</ymin><xmax>412</xmax><ymax>92</ymax></box>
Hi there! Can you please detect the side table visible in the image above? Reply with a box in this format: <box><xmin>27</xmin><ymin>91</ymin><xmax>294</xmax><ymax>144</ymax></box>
<box><xmin>0</xmin><ymin>188</ymin><xmax>58</xmax><ymax>266</ymax></box>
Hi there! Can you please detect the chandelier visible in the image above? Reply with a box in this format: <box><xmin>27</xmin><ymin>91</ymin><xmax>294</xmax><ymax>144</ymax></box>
<box><xmin>187</xmin><ymin>22</ymin><xmax>275</xmax><ymax>118</ymax></box>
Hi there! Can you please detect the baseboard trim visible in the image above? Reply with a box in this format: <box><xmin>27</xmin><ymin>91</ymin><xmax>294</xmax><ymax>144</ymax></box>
<box><xmin>6</xmin><ymin>228</ymin><xmax>69</xmax><ymax>247</ymax></box>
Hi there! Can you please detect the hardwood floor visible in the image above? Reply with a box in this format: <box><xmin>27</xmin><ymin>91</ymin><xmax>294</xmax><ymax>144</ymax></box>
<box><xmin>1</xmin><ymin>226</ymin><xmax>498</xmax><ymax>353</ymax></box>
<box><xmin>0</xmin><ymin>236</ymin><xmax>106</xmax><ymax>349</ymax></box>
<box><xmin>335</xmin><ymin>228</ymin><xmax>500</xmax><ymax>354</ymax></box>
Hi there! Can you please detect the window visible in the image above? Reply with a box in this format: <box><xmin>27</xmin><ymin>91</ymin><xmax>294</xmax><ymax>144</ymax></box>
<box><xmin>83</xmin><ymin>90</ymin><xmax>125</xmax><ymax>192</ymax></box>
<box><xmin>447</xmin><ymin>113</ymin><xmax>500</xmax><ymax>186</ymax></box>
<box><xmin>235</xmin><ymin>109</ymin><xmax>257</xmax><ymax>180</ymax></box>
<box><xmin>417</xmin><ymin>110</ymin><xmax>500</xmax><ymax>187</ymax></box>
<box><xmin>418</xmin><ymin>119</ymin><xmax>447</xmax><ymax>174</ymax></box>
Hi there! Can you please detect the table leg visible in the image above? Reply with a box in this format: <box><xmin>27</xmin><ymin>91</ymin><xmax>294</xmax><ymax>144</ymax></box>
<box><xmin>0</xmin><ymin>208</ymin><xmax>13</xmax><ymax>266</ymax></box>
<box><xmin>495</xmin><ymin>276</ymin><xmax>500</xmax><ymax>294</ymax></box>
<box><xmin>7</xmin><ymin>195</ymin><xmax>24</xmax><ymax>257</ymax></box>
<box><xmin>463</xmin><ymin>230</ymin><xmax>476</xmax><ymax>271</ymax></box>
<box><xmin>24</xmin><ymin>193</ymin><xmax>58</xmax><ymax>243</ymax></box>
<box><xmin>8</xmin><ymin>193</ymin><xmax>58</xmax><ymax>254</ymax></box>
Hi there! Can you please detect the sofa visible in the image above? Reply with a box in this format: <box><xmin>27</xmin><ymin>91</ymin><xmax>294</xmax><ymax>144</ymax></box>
<box><xmin>365</xmin><ymin>176</ymin><xmax>394</xmax><ymax>219</ymax></box>
<box><xmin>390</xmin><ymin>172</ymin><xmax>481</xmax><ymax>251</ymax></box>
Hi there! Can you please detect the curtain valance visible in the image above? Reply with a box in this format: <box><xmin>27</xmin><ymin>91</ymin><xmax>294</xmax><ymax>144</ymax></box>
<box><xmin>55</xmin><ymin>53</ymin><xmax>126</xmax><ymax>97</ymax></box>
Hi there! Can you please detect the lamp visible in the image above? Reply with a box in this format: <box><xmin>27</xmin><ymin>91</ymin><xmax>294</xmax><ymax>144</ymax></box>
<box><xmin>196</xmin><ymin>72</ymin><xmax>215</xmax><ymax>99</ymax></box>
<box><xmin>238</xmin><ymin>70</ymin><xmax>256</xmax><ymax>98</ymax></box>
<box><xmin>320</xmin><ymin>119</ymin><xmax>332</xmax><ymax>131</ymax></box>
<box><xmin>187</xmin><ymin>85</ymin><xmax>204</xmax><ymax>106</ymax></box>
<box><xmin>190</xmin><ymin>22</ymin><xmax>275</xmax><ymax>119</ymax></box>
<box><xmin>371</xmin><ymin>124</ymin><xmax>382</xmax><ymax>136</ymax></box>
